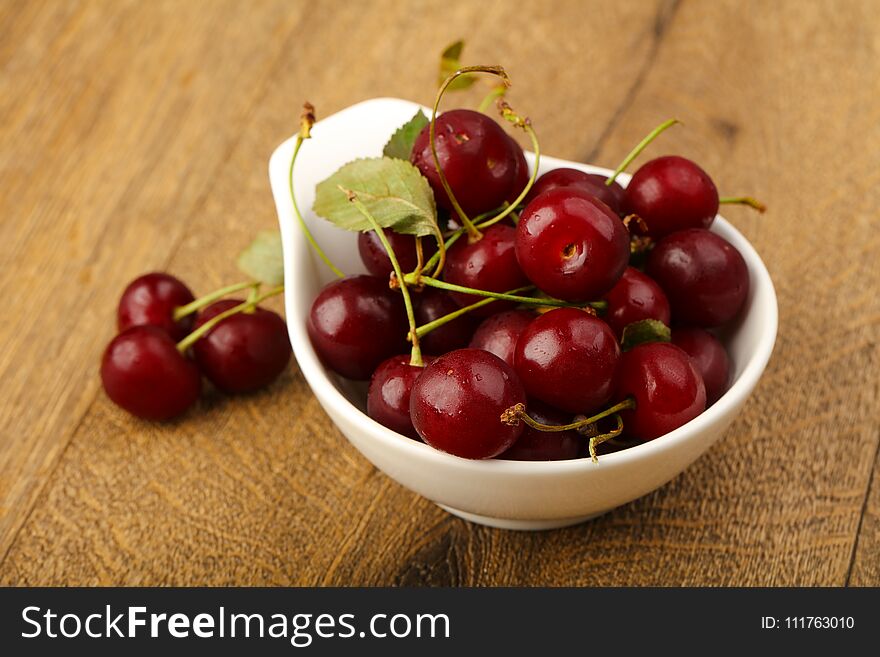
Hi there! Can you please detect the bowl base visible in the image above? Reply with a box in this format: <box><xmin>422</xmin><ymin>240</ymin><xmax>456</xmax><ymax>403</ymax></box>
<box><xmin>437</xmin><ymin>504</ymin><xmax>609</xmax><ymax>531</ymax></box>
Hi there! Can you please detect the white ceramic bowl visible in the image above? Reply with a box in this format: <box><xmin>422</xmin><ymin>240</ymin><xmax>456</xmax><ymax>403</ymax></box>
<box><xmin>269</xmin><ymin>98</ymin><xmax>777</xmax><ymax>530</ymax></box>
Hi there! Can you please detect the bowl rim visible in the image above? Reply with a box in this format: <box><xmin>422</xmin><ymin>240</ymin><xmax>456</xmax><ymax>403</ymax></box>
<box><xmin>271</xmin><ymin>96</ymin><xmax>778</xmax><ymax>475</ymax></box>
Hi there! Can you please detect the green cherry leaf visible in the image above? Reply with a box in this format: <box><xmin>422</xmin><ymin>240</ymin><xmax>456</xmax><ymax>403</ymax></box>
<box><xmin>236</xmin><ymin>230</ymin><xmax>284</xmax><ymax>286</ymax></box>
<box><xmin>313</xmin><ymin>157</ymin><xmax>440</xmax><ymax>239</ymax></box>
<box><xmin>382</xmin><ymin>110</ymin><xmax>429</xmax><ymax>160</ymax></box>
<box><xmin>439</xmin><ymin>39</ymin><xmax>475</xmax><ymax>90</ymax></box>
<box><xmin>620</xmin><ymin>319</ymin><xmax>672</xmax><ymax>351</ymax></box>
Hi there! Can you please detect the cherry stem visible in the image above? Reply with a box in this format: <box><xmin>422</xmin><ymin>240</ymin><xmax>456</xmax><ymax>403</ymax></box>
<box><xmin>501</xmin><ymin>397</ymin><xmax>635</xmax><ymax>433</ymax></box>
<box><xmin>414</xmin><ymin>237</ymin><xmax>425</xmax><ymax>279</ymax></box>
<box><xmin>344</xmin><ymin>189</ymin><xmax>424</xmax><ymax>368</ymax></box>
<box><xmin>431</xmin><ymin>64</ymin><xmax>511</xmax><ymax>243</ymax></box>
<box><xmin>719</xmin><ymin>196</ymin><xmax>767</xmax><ymax>213</ymax></box>
<box><xmin>244</xmin><ymin>284</ymin><xmax>259</xmax><ymax>314</ymax></box>
<box><xmin>477</xmin><ymin>84</ymin><xmax>506</xmax><ymax>113</ymax></box>
<box><xmin>605</xmin><ymin>118</ymin><xmax>680</xmax><ymax>186</ymax></box>
<box><xmin>414</xmin><ymin>285</ymin><xmax>532</xmax><ymax>339</ymax></box>
<box><xmin>176</xmin><ymin>285</ymin><xmax>285</xmax><ymax>353</ymax></box>
<box><xmin>429</xmin><ymin>230</ymin><xmax>447</xmax><ymax>279</ymax></box>
<box><xmin>622</xmin><ymin>214</ymin><xmax>649</xmax><ymax>234</ymax></box>
<box><xmin>418</xmin><ymin>204</ymin><xmax>511</xmax><ymax>275</ymax></box>
<box><xmin>407</xmin><ymin>274</ymin><xmax>605</xmax><ymax>311</ymax></box>
<box><xmin>289</xmin><ymin>103</ymin><xmax>344</xmax><ymax>278</ymax></box>
<box><xmin>477</xmin><ymin>103</ymin><xmax>540</xmax><ymax>230</ymax></box>
<box><xmin>630</xmin><ymin>235</ymin><xmax>654</xmax><ymax>255</ymax></box>
<box><xmin>419</xmin><ymin>202</ymin><xmax>526</xmax><ymax>275</ymax></box>
<box><xmin>586</xmin><ymin>414</ymin><xmax>624</xmax><ymax>463</ymax></box>
<box><xmin>172</xmin><ymin>280</ymin><xmax>259</xmax><ymax>321</ymax></box>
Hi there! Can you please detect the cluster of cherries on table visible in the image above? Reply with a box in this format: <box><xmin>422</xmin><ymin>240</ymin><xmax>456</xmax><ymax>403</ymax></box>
<box><xmin>100</xmin><ymin>273</ymin><xmax>291</xmax><ymax>420</ymax></box>
<box><xmin>308</xmin><ymin>108</ymin><xmax>752</xmax><ymax>461</ymax></box>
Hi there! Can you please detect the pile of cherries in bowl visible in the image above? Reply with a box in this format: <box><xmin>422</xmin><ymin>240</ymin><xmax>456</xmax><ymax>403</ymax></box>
<box><xmin>308</xmin><ymin>106</ymin><xmax>758</xmax><ymax>462</ymax></box>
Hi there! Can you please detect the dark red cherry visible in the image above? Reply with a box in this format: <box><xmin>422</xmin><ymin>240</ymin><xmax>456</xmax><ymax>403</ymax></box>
<box><xmin>603</xmin><ymin>267</ymin><xmax>671</xmax><ymax>338</ymax></box>
<box><xmin>514</xmin><ymin>308</ymin><xmax>620</xmax><ymax>414</ymax></box>
<box><xmin>468</xmin><ymin>309</ymin><xmax>535</xmax><ymax>367</ymax></box>
<box><xmin>444</xmin><ymin>223</ymin><xmax>529</xmax><ymax>317</ymax></box>
<box><xmin>191</xmin><ymin>299</ymin><xmax>291</xmax><ymax>393</ymax></box>
<box><xmin>367</xmin><ymin>355</ymin><xmax>434</xmax><ymax>439</ymax></box>
<box><xmin>524</xmin><ymin>167</ymin><xmax>625</xmax><ymax>215</ymax></box>
<box><xmin>646</xmin><ymin>228</ymin><xmax>749</xmax><ymax>327</ymax></box>
<box><xmin>410</xmin><ymin>109</ymin><xmax>519</xmax><ymax>216</ymax></box>
<box><xmin>410</xmin><ymin>349</ymin><xmax>526</xmax><ymax>459</ymax></box>
<box><xmin>506</xmin><ymin>136</ymin><xmax>530</xmax><ymax>204</ymax></box>
<box><xmin>307</xmin><ymin>275</ymin><xmax>408</xmax><ymax>380</ymax></box>
<box><xmin>101</xmin><ymin>325</ymin><xmax>201</xmax><ymax>420</ymax></box>
<box><xmin>625</xmin><ymin>156</ymin><xmax>719</xmax><ymax>238</ymax></box>
<box><xmin>498</xmin><ymin>400</ymin><xmax>580</xmax><ymax>461</ymax></box>
<box><xmin>582</xmin><ymin>173</ymin><xmax>627</xmax><ymax>216</ymax></box>
<box><xmin>357</xmin><ymin>231</ymin><xmax>437</xmax><ymax>280</ymax></box>
<box><xmin>413</xmin><ymin>289</ymin><xmax>477</xmax><ymax>355</ymax></box>
<box><xmin>516</xmin><ymin>187</ymin><xmax>630</xmax><ymax>302</ymax></box>
<box><xmin>615</xmin><ymin>342</ymin><xmax>706</xmax><ymax>440</ymax></box>
<box><xmin>672</xmin><ymin>327</ymin><xmax>730</xmax><ymax>404</ymax></box>
<box><xmin>117</xmin><ymin>272</ymin><xmax>196</xmax><ymax>341</ymax></box>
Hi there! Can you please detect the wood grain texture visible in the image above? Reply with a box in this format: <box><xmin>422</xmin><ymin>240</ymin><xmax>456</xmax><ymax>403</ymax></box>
<box><xmin>0</xmin><ymin>0</ymin><xmax>878</xmax><ymax>586</ymax></box>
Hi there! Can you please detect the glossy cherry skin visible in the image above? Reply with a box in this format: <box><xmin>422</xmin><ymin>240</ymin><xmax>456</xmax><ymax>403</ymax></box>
<box><xmin>101</xmin><ymin>325</ymin><xmax>201</xmax><ymax>420</ymax></box>
<box><xmin>367</xmin><ymin>355</ymin><xmax>434</xmax><ymax>439</ymax></box>
<box><xmin>498</xmin><ymin>400</ymin><xmax>581</xmax><ymax>461</ymax></box>
<box><xmin>646</xmin><ymin>228</ymin><xmax>749</xmax><ymax>327</ymax></box>
<box><xmin>117</xmin><ymin>272</ymin><xmax>196</xmax><ymax>341</ymax></box>
<box><xmin>603</xmin><ymin>267</ymin><xmax>671</xmax><ymax>338</ymax></box>
<box><xmin>625</xmin><ymin>156</ymin><xmax>719</xmax><ymax>238</ymax></box>
<box><xmin>516</xmin><ymin>187</ymin><xmax>630</xmax><ymax>302</ymax></box>
<box><xmin>444</xmin><ymin>223</ymin><xmax>529</xmax><ymax>317</ymax></box>
<box><xmin>414</xmin><ymin>289</ymin><xmax>477</xmax><ymax>355</ymax></box>
<box><xmin>307</xmin><ymin>275</ymin><xmax>408</xmax><ymax>380</ymax></box>
<box><xmin>191</xmin><ymin>299</ymin><xmax>291</xmax><ymax>393</ymax></box>
<box><xmin>411</xmin><ymin>109</ymin><xmax>519</xmax><ymax>217</ymax></box>
<box><xmin>514</xmin><ymin>308</ymin><xmax>620</xmax><ymax>414</ymax></box>
<box><xmin>506</xmin><ymin>136</ymin><xmax>530</xmax><ymax>204</ymax></box>
<box><xmin>468</xmin><ymin>309</ymin><xmax>535</xmax><ymax>367</ymax></box>
<box><xmin>672</xmin><ymin>327</ymin><xmax>730</xmax><ymax>404</ymax></box>
<box><xmin>615</xmin><ymin>342</ymin><xmax>706</xmax><ymax>441</ymax></box>
<box><xmin>357</xmin><ymin>230</ymin><xmax>437</xmax><ymax>280</ymax></box>
<box><xmin>410</xmin><ymin>349</ymin><xmax>526</xmax><ymax>459</ymax></box>
<box><xmin>524</xmin><ymin>167</ymin><xmax>625</xmax><ymax>215</ymax></box>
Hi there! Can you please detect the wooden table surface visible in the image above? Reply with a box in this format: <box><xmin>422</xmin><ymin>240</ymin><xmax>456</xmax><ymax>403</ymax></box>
<box><xmin>1</xmin><ymin>0</ymin><xmax>879</xmax><ymax>586</ymax></box>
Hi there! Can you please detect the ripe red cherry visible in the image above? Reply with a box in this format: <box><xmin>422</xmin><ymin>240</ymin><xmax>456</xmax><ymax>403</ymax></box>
<box><xmin>498</xmin><ymin>400</ymin><xmax>580</xmax><ymax>461</ymax></box>
<box><xmin>524</xmin><ymin>167</ymin><xmax>626</xmax><ymax>215</ymax></box>
<box><xmin>414</xmin><ymin>289</ymin><xmax>476</xmax><ymax>355</ymax></box>
<box><xmin>444</xmin><ymin>223</ymin><xmax>528</xmax><ymax>317</ymax></box>
<box><xmin>516</xmin><ymin>187</ymin><xmax>630</xmax><ymax>302</ymax></box>
<box><xmin>615</xmin><ymin>342</ymin><xmax>706</xmax><ymax>440</ymax></box>
<box><xmin>506</xmin><ymin>136</ymin><xmax>530</xmax><ymax>204</ymax></box>
<box><xmin>367</xmin><ymin>355</ymin><xmax>434</xmax><ymax>439</ymax></box>
<box><xmin>410</xmin><ymin>109</ymin><xmax>518</xmax><ymax>216</ymax></box>
<box><xmin>672</xmin><ymin>327</ymin><xmax>730</xmax><ymax>404</ymax></box>
<box><xmin>307</xmin><ymin>275</ymin><xmax>408</xmax><ymax>380</ymax></box>
<box><xmin>410</xmin><ymin>349</ymin><xmax>526</xmax><ymax>459</ymax></box>
<box><xmin>357</xmin><ymin>231</ymin><xmax>437</xmax><ymax>280</ymax></box>
<box><xmin>101</xmin><ymin>325</ymin><xmax>201</xmax><ymax>420</ymax></box>
<box><xmin>625</xmin><ymin>156</ymin><xmax>719</xmax><ymax>238</ymax></box>
<box><xmin>514</xmin><ymin>308</ymin><xmax>620</xmax><ymax>414</ymax></box>
<box><xmin>468</xmin><ymin>309</ymin><xmax>534</xmax><ymax>367</ymax></box>
<box><xmin>191</xmin><ymin>299</ymin><xmax>291</xmax><ymax>393</ymax></box>
<box><xmin>117</xmin><ymin>272</ymin><xmax>196</xmax><ymax>341</ymax></box>
<box><xmin>603</xmin><ymin>267</ymin><xmax>671</xmax><ymax>338</ymax></box>
<box><xmin>646</xmin><ymin>228</ymin><xmax>749</xmax><ymax>327</ymax></box>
